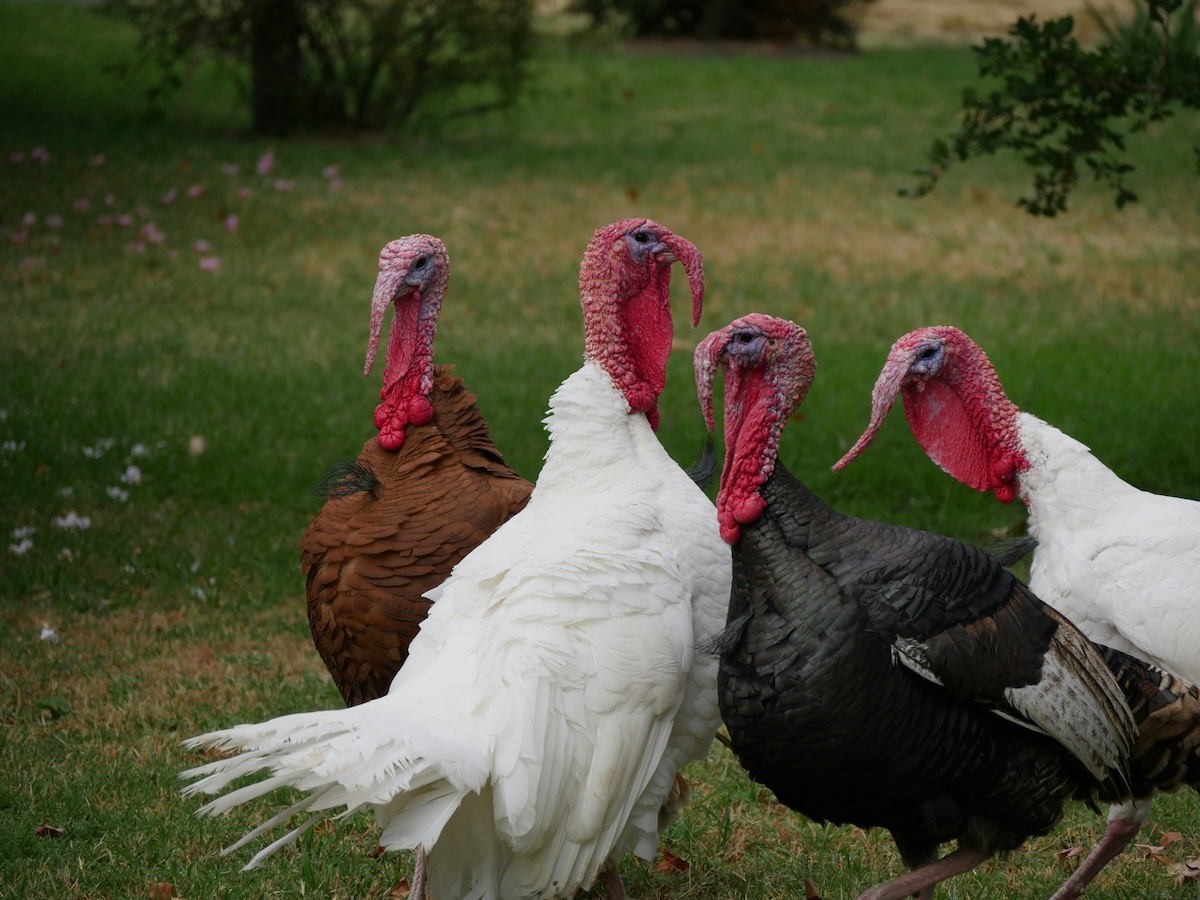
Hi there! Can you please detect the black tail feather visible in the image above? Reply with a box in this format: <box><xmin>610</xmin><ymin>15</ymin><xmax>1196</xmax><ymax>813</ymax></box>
<box><xmin>314</xmin><ymin>459</ymin><xmax>381</xmax><ymax>500</ymax></box>
<box><xmin>685</xmin><ymin>437</ymin><xmax>718</xmax><ymax>491</ymax></box>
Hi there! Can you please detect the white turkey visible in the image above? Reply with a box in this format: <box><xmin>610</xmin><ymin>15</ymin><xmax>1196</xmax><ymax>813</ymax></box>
<box><xmin>836</xmin><ymin>324</ymin><xmax>1200</xmax><ymax>896</ymax></box>
<box><xmin>182</xmin><ymin>218</ymin><xmax>729</xmax><ymax>900</ymax></box>
<box><xmin>695</xmin><ymin>312</ymin><xmax>1200</xmax><ymax>900</ymax></box>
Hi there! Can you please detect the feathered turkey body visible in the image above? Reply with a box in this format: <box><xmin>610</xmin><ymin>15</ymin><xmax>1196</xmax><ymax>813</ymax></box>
<box><xmin>836</xmin><ymin>324</ymin><xmax>1200</xmax><ymax>898</ymax></box>
<box><xmin>695</xmin><ymin>314</ymin><xmax>1156</xmax><ymax>900</ymax></box>
<box><xmin>183</xmin><ymin>219</ymin><xmax>729</xmax><ymax>900</ymax></box>
<box><xmin>301</xmin><ymin>234</ymin><xmax>532</xmax><ymax>708</ymax></box>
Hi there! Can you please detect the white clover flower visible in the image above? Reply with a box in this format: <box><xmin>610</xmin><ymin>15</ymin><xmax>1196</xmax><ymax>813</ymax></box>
<box><xmin>9</xmin><ymin>538</ymin><xmax>33</xmax><ymax>555</ymax></box>
<box><xmin>53</xmin><ymin>512</ymin><xmax>91</xmax><ymax>530</ymax></box>
<box><xmin>129</xmin><ymin>444</ymin><xmax>148</xmax><ymax>457</ymax></box>
<box><xmin>12</xmin><ymin>525</ymin><xmax>35</xmax><ymax>540</ymax></box>
<box><xmin>60</xmin><ymin>548</ymin><xmax>73</xmax><ymax>562</ymax></box>
<box><xmin>40</xmin><ymin>623</ymin><xmax>60</xmax><ymax>643</ymax></box>
<box><xmin>1</xmin><ymin>440</ymin><xmax>25</xmax><ymax>453</ymax></box>
<box><xmin>106</xmin><ymin>486</ymin><xmax>129</xmax><ymax>502</ymax></box>
<box><xmin>120</xmin><ymin>465</ymin><xmax>142</xmax><ymax>485</ymax></box>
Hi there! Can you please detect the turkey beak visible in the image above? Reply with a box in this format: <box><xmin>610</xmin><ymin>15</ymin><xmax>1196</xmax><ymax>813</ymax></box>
<box><xmin>832</xmin><ymin>354</ymin><xmax>908</xmax><ymax>471</ymax></box>
<box><xmin>364</xmin><ymin>269</ymin><xmax>407</xmax><ymax>377</ymax></box>
<box><xmin>693</xmin><ymin>328</ymin><xmax>729</xmax><ymax>432</ymax></box>
<box><xmin>661</xmin><ymin>233</ymin><xmax>705</xmax><ymax>327</ymax></box>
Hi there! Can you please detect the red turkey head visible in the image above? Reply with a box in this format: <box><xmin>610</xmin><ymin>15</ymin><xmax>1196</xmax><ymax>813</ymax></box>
<box><xmin>834</xmin><ymin>325</ymin><xmax>1028</xmax><ymax>504</ymax></box>
<box><xmin>579</xmin><ymin>218</ymin><xmax>705</xmax><ymax>431</ymax></box>
<box><xmin>695</xmin><ymin>314</ymin><xmax>816</xmax><ymax>543</ymax></box>
<box><xmin>364</xmin><ymin>234</ymin><xmax>450</xmax><ymax>451</ymax></box>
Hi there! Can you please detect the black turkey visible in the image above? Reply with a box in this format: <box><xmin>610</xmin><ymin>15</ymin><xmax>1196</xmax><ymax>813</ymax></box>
<box><xmin>695</xmin><ymin>313</ymin><xmax>1200</xmax><ymax>900</ymax></box>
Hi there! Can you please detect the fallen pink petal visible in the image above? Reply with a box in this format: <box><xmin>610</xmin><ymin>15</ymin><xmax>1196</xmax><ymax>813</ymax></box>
<box><xmin>199</xmin><ymin>256</ymin><xmax>220</xmax><ymax>272</ymax></box>
<box><xmin>127</xmin><ymin>241</ymin><xmax>146</xmax><ymax>253</ymax></box>
<box><xmin>139</xmin><ymin>222</ymin><xmax>165</xmax><ymax>244</ymax></box>
<box><xmin>236</xmin><ymin>187</ymin><xmax>251</xmax><ymax>200</ymax></box>
<box><xmin>97</xmin><ymin>215</ymin><xmax>113</xmax><ymax>226</ymax></box>
<box><xmin>328</xmin><ymin>177</ymin><xmax>343</xmax><ymax>193</ymax></box>
<box><xmin>104</xmin><ymin>193</ymin><xmax>116</xmax><ymax>207</ymax></box>
<box><xmin>220</xmin><ymin>163</ymin><xmax>239</xmax><ymax>176</ymax></box>
<box><xmin>322</xmin><ymin>164</ymin><xmax>340</xmax><ymax>179</ymax></box>
<box><xmin>161</xmin><ymin>188</ymin><xmax>177</xmax><ymax>205</ymax></box>
<box><xmin>31</xmin><ymin>145</ymin><xmax>50</xmax><ymax>164</ymax></box>
<box><xmin>9</xmin><ymin>230</ymin><xmax>28</xmax><ymax>245</ymax></box>
<box><xmin>117</xmin><ymin>214</ymin><xmax>134</xmax><ymax>228</ymax></box>
<box><xmin>45</xmin><ymin>215</ymin><xmax>63</xmax><ymax>229</ymax></box>
<box><xmin>73</xmin><ymin>197</ymin><xmax>90</xmax><ymax>212</ymax></box>
<box><xmin>22</xmin><ymin>211</ymin><xmax>36</xmax><ymax>226</ymax></box>
<box><xmin>193</xmin><ymin>238</ymin><xmax>212</xmax><ymax>252</ymax></box>
<box><xmin>256</xmin><ymin>148</ymin><xmax>274</xmax><ymax>175</ymax></box>
<box><xmin>223</xmin><ymin>214</ymin><xmax>238</xmax><ymax>233</ymax></box>
<box><xmin>186</xmin><ymin>184</ymin><xmax>204</xmax><ymax>199</ymax></box>
<box><xmin>273</xmin><ymin>179</ymin><xmax>294</xmax><ymax>191</ymax></box>
<box><xmin>9</xmin><ymin>151</ymin><xmax>24</xmax><ymax>164</ymax></box>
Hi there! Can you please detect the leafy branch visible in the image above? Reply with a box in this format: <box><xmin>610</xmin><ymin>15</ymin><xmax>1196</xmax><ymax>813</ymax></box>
<box><xmin>906</xmin><ymin>0</ymin><xmax>1200</xmax><ymax>215</ymax></box>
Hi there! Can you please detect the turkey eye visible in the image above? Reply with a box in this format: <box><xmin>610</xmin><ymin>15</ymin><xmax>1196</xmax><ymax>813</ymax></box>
<box><xmin>633</xmin><ymin>232</ymin><xmax>651</xmax><ymax>244</ymax></box>
<box><xmin>916</xmin><ymin>345</ymin><xmax>939</xmax><ymax>362</ymax></box>
<box><xmin>413</xmin><ymin>256</ymin><xmax>429</xmax><ymax>270</ymax></box>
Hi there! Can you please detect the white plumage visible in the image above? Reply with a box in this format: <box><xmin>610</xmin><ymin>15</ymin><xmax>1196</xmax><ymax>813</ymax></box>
<box><xmin>1015</xmin><ymin>414</ymin><xmax>1200</xmax><ymax>683</ymax></box>
<box><xmin>182</xmin><ymin>219</ymin><xmax>729</xmax><ymax>900</ymax></box>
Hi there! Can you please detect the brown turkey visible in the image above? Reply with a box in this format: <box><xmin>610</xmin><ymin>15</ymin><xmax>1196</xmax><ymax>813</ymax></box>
<box><xmin>302</xmin><ymin>234</ymin><xmax>533</xmax><ymax>709</ymax></box>
<box><xmin>694</xmin><ymin>313</ymin><xmax>1200</xmax><ymax>900</ymax></box>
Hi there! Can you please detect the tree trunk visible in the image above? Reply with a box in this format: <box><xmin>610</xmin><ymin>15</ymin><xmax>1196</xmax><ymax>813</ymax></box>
<box><xmin>250</xmin><ymin>0</ymin><xmax>304</xmax><ymax>135</ymax></box>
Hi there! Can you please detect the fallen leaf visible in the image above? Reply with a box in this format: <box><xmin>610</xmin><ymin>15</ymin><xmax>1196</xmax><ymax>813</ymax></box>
<box><xmin>147</xmin><ymin>882</ymin><xmax>174</xmax><ymax>899</ymax></box>
<box><xmin>805</xmin><ymin>877</ymin><xmax>823</xmax><ymax>899</ymax></box>
<box><xmin>35</xmin><ymin>824</ymin><xmax>64</xmax><ymax>839</ymax></box>
<box><xmin>193</xmin><ymin>645</ymin><xmax>214</xmax><ymax>665</ymax></box>
<box><xmin>1165</xmin><ymin>857</ymin><xmax>1200</xmax><ymax>885</ymax></box>
<box><xmin>654</xmin><ymin>848</ymin><xmax>689</xmax><ymax>873</ymax></box>
<box><xmin>1160</xmin><ymin>831</ymin><xmax>1184</xmax><ymax>849</ymax></box>
<box><xmin>386</xmin><ymin>879</ymin><xmax>410</xmax><ymax>897</ymax></box>
<box><xmin>1056</xmin><ymin>845</ymin><xmax>1083</xmax><ymax>870</ymax></box>
<box><xmin>1137</xmin><ymin>842</ymin><xmax>1169</xmax><ymax>859</ymax></box>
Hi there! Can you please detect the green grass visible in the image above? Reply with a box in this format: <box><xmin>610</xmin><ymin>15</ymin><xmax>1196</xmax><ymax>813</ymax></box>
<box><xmin>2</xmin><ymin>2</ymin><xmax>1199</xmax><ymax>898</ymax></box>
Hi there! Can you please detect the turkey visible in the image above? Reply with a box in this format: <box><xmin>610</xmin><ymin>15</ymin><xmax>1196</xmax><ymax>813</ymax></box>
<box><xmin>835</xmin><ymin>323</ymin><xmax>1200</xmax><ymax>897</ymax></box>
<box><xmin>182</xmin><ymin>218</ymin><xmax>730</xmax><ymax>900</ymax></box>
<box><xmin>301</xmin><ymin>234</ymin><xmax>534</xmax><ymax>897</ymax></box>
<box><xmin>695</xmin><ymin>312</ymin><xmax>1153</xmax><ymax>900</ymax></box>
<box><xmin>302</xmin><ymin>233</ymin><xmax>533</xmax><ymax>709</ymax></box>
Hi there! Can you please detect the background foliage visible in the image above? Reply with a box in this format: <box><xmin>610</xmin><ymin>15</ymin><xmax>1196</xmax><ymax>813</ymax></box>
<box><xmin>912</xmin><ymin>0</ymin><xmax>1200</xmax><ymax>214</ymax></box>
<box><xmin>101</xmin><ymin>0</ymin><xmax>535</xmax><ymax>134</ymax></box>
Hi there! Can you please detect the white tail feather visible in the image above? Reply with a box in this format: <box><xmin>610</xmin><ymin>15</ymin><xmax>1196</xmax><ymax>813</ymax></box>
<box><xmin>180</xmin><ymin>698</ymin><xmax>488</xmax><ymax>868</ymax></box>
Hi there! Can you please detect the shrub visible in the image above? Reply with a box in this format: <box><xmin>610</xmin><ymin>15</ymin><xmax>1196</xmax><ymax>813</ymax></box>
<box><xmin>100</xmin><ymin>0</ymin><xmax>535</xmax><ymax>135</ymax></box>
<box><xmin>573</xmin><ymin>0</ymin><xmax>876</xmax><ymax>49</ymax></box>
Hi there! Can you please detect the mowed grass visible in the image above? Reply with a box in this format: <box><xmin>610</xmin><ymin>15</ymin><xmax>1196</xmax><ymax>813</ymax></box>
<box><xmin>2</xmin><ymin>2</ymin><xmax>1199</xmax><ymax>898</ymax></box>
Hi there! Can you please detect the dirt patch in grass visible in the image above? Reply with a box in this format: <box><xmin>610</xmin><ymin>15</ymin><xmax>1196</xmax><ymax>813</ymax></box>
<box><xmin>859</xmin><ymin>0</ymin><xmax>1110</xmax><ymax>46</ymax></box>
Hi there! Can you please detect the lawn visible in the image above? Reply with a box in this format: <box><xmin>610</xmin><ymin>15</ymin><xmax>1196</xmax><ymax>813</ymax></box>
<box><xmin>2</xmin><ymin>2</ymin><xmax>1198</xmax><ymax>898</ymax></box>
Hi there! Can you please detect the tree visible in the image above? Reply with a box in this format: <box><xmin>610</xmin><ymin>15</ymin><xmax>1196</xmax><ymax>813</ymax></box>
<box><xmin>574</xmin><ymin>0</ymin><xmax>877</xmax><ymax>49</ymax></box>
<box><xmin>906</xmin><ymin>0</ymin><xmax>1200</xmax><ymax>216</ymax></box>
<box><xmin>101</xmin><ymin>0</ymin><xmax>535</xmax><ymax>135</ymax></box>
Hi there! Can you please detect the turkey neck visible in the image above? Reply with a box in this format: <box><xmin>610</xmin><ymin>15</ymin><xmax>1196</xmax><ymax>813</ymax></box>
<box><xmin>725</xmin><ymin>463</ymin><xmax>862</xmax><ymax>664</ymax></box>
<box><xmin>1014</xmin><ymin>412</ymin><xmax>1140</xmax><ymax>530</ymax></box>
<box><xmin>534</xmin><ymin>361</ymin><xmax>669</xmax><ymax>496</ymax></box>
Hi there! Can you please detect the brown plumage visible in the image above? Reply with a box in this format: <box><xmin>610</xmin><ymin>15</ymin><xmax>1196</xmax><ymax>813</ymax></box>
<box><xmin>301</xmin><ymin>234</ymin><xmax>532</xmax><ymax>708</ymax></box>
